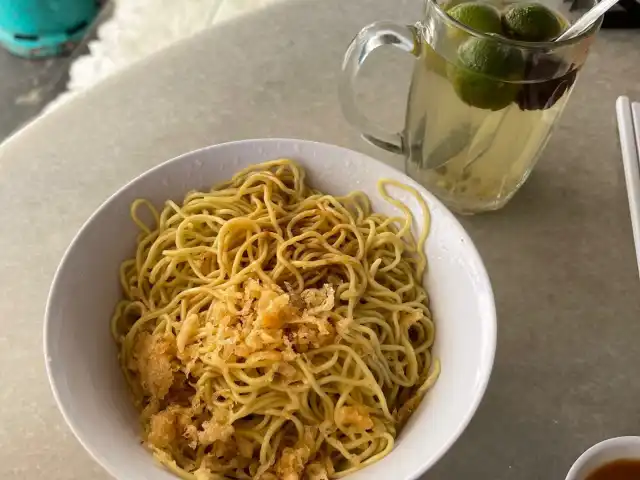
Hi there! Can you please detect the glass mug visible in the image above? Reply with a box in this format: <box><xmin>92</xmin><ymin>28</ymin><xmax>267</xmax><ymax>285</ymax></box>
<box><xmin>340</xmin><ymin>0</ymin><xmax>600</xmax><ymax>214</ymax></box>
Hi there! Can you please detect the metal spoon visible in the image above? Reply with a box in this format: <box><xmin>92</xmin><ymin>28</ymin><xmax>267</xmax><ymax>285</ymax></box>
<box><xmin>555</xmin><ymin>0</ymin><xmax>619</xmax><ymax>41</ymax></box>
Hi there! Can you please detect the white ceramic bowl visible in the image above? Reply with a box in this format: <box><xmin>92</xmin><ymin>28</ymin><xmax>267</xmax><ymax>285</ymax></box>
<box><xmin>566</xmin><ymin>437</ymin><xmax>640</xmax><ymax>480</ymax></box>
<box><xmin>44</xmin><ymin>139</ymin><xmax>496</xmax><ymax>480</ymax></box>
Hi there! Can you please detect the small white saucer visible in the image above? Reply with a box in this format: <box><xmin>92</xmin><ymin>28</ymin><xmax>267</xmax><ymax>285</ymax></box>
<box><xmin>566</xmin><ymin>436</ymin><xmax>640</xmax><ymax>479</ymax></box>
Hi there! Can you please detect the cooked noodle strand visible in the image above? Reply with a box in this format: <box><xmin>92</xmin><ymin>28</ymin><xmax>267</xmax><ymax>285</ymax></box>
<box><xmin>112</xmin><ymin>159</ymin><xmax>439</xmax><ymax>480</ymax></box>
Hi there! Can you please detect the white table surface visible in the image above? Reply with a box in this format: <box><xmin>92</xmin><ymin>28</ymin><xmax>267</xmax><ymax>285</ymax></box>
<box><xmin>1</xmin><ymin>0</ymin><xmax>640</xmax><ymax>478</ymax></box>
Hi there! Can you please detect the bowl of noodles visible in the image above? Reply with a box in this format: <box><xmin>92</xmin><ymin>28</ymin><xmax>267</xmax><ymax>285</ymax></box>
<box><xmin>44</xmin><ymin>139</ymin><xmax>495</xmax><ymax>480</ymax></box>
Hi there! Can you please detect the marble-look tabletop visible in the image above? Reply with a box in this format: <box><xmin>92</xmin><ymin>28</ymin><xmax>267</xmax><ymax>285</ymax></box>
<box><xmin>1</xmin><ymin>0</ymin><xmax>639</xmax><ymax>478</ymax></box>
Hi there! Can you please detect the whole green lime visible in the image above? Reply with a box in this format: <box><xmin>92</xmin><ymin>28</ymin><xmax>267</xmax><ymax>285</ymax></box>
<box><xmin>447</xmin><ymin>37</ymin><xmax>524</xmax><ymax>110</ymax></box>
<box><xmin>502</xmin><ymin>3</ymin><xmax>565</xmax><ymax>41</ymax></box>
<box><xmin>440</xmin><ymin>0</ymin><xmax>458</xmax><ymax>11</ymax></box>
<box><xmin>447</xmin><ymin>2</ymin><xmax>503</xmax><ymax>35</ymax></box>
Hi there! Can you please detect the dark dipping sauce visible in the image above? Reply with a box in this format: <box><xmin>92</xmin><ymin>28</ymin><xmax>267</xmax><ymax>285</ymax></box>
<box><xmin>586</xmin><ymin>459</ymin><xmax>640</xmax><ymax>480</ymax></box>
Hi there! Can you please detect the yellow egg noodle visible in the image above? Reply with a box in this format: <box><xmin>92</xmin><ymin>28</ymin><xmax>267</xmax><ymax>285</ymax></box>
<box><xmin>111</xmin><ymin>159</ymin><xmax>440</xmax><ymax>480</ymax></box>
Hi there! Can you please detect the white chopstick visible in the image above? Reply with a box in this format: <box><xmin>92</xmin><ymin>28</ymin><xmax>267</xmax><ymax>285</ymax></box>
<box><xmin>616</xmin><ymin>96</ymin><xmax>640</xmax><ymax>278</ymax></box>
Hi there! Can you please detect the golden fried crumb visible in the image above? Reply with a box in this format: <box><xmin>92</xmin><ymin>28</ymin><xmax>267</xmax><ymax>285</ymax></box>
<box><xmin>400</xmin><ymin>310</ymin><xmax>423</xmax><ymax>327</ymax></box>
<box><xmin>198</xmin><ymin>420</ymin><xmax>234</xmax><ymax>446</ymax></box>
<box><xmin>131</xmin><ymin>281</ymin><xmax>347</xmax><ymax>478</ymax></box>
<box><xmin>275</xmin><ymin>444</ymin><xmax>311</xmax><ymax>480</ymax></box>
<box><xmin>243</xmin><ymin>278</ymin><xmax>263</xmax><ymax>301</ymax></box>
<box><xmin>177</xmin><ymin>282</ymin><xmax>338</xmax><ymax>362</ymax></box>
<box><xmin>336</xmin><ymin>317</ymin><xmax>353</xmax><ymax>336</ymax></box>
<box><xmin>273</xmin><ymin>426</ymin><xmax>317</xmax><ymax>480</ymax></box>
<box><xmin>193</xmin><ymin>466</ymin><xmax>215</xmax><ymax>480</ymax></box>
<box><xmin>236</xmin><ymin>435</ymin><xmax>254</xmax><ymax>458</ymax></box>
<box><xmin>304</xmin><ymin>463</ymin><xmax>330</xmax><ymax>480</ymax></box>
<box><xmin>293</xmin><ymin>316</ymin><xmax>335</xmax><ymax>351</ymax></box>
<box><xmin>335</xmin><ymin>405</ymin><xmax>374</xmax><ymax>431</ymax></box>
<box><xmin>148</xmin><ymin>410</ymin><xmax>177</xmax><ymax>448</ymax></box>
<box><xmin>258</xmin><ymin>289</ymin><xmax>293</xmax><ymax>329</ymax></box>
<box><xmin>301</xmin><ymin>284</ymin><xmax>334</xmax><ymax>314</ymax></box>
<box><xmin>183</xmin><ymin>424</ymin><xmax>199</xmax><ymax>449</ymax></box>
<box><xmin>277</xmin><ymin>361</ymin><xmax>297</xmax><ymax>378</ymax></box>
<box><xmin>132</xmin><ymin>332</ymin><xmax>175</xmax><ymax>399</ymax></box>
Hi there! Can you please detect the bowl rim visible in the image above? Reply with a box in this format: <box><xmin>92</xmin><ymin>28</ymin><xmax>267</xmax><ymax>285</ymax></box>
<box><xmin>43</xmin><ymin>138</ymin><xmax>497</xmax><ymax>480</ymax></box>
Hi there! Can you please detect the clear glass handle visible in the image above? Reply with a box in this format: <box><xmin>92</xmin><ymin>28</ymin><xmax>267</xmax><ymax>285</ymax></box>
<box><xmin>339</xmin><ymin>21</ymin><xmax>420</xmax><ymax>154</ymax></box>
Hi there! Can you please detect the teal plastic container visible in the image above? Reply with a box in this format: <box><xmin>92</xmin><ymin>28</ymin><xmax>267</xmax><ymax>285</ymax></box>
<box><xmin>0</xmin><ymin>0</ymin><xmax>100</xmax><ymax>58</ymax></box>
